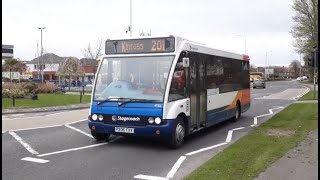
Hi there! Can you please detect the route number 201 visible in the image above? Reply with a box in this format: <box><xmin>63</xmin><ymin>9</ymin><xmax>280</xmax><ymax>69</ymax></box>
<box><xmin>151</xmin><ymin>40</ymin><xmax>165</xmax><ymax>51</ymax></box>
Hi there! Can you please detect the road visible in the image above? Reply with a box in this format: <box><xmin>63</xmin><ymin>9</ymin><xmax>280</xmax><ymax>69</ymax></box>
<box><xmin>2</xmin><ymin>81</ymin><xmax>310</xmax><ymax>180</ymax></box>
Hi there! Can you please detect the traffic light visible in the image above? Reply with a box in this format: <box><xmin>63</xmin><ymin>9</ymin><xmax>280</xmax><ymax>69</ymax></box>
<box><xmin>308</xmin><ymin>55</ymin><xmax>314</xmax><ymax>67</ymax></box>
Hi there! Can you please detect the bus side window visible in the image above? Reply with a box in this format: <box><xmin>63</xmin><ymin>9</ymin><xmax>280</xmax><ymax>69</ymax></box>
<box><xmin>168</xmin><ymin>57</ymin><xmax>186</xmax><ymax>101</ymax></box>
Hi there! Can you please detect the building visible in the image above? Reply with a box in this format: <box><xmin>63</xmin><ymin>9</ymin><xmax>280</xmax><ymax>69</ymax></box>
<box><xmin>2</xmin><ymin>44</ymin><xmax>14</xmax><ymax>64</ymax></box>
<box><xmin>26</xmin><ymin>53</ymin><xmax>64</xmax><ymax>80</ymax></box>
<box><xmin>80</xmin><ymin>58</ymin><xmax>98</xmax><ymax>82</ymax></box>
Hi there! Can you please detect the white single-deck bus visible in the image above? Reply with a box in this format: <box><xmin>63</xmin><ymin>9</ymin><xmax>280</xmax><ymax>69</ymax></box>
<box><xmin>88</xmin><ymin>36</ymin><xmax>250</xmax><ymax>148</ymax></box>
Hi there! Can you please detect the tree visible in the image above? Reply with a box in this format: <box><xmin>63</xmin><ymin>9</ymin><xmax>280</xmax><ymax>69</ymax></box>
<box><xmin>57</xmin><ymin>57</ymin><xmax>84</xmax><ymax>90</ymax></box>
<box><xmin>3</xmin><ymin>58</ymin><xmax>27</xmax><ymax>82</ymax></box>
<box><xmin>290</xmin><ymin>60</ymin><xmax>301</xmax><ymax>77</ymax></box>
<box><xmin>82</xmin><ymin>38</ymin><xmax>103</xmax><ymax>75</ymax></box>
<box><xmin>290</xmin><ymin>0</ymin><xmax>318</xmax><ymax>75</ymax></box>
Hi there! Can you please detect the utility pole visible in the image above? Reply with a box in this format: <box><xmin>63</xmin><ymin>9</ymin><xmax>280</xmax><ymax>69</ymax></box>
<box><xmin>130</xmin><ymin>0</ymin><xmax>132</xmax><ymax>37</ymax></box>
<box><xmin>265</xmin><ymin>51</ymin><xmax>272</xmax><ymax>80</ymax></box>
<box><xmin>299</xmin><ymin>53</ymin><xmax>302</xmax><ymax>79</ymax></box>
<box><xmin>37</xmin><ymin>41</ymin><xmax>40</xmax><ymax>79</ymax></box>
<box><xmin>38</xmin><ymin>27</ymin><xmax>45</xmax><ymax>83</ymax></box>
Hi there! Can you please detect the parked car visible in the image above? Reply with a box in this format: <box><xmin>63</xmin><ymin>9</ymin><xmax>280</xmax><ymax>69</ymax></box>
<box><xmin>296</xmin><ymin>77</ymin><xmax>303</xmax><ymax>81</ymax></box>
<box><xmin>253</xmin><ymin>78</ymin><xmax>266</xmax><ymax>88</ymax></box>
<box><xmin>302</xmin><ymin>76</ymin><xmax>308</xmax><ymax>80</ymax></box>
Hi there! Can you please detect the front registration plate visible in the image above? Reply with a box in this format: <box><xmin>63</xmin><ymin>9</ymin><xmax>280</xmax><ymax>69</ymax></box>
<box><xmin>115</xmin><ymin>127</ymin><xmax>134</xmax><ymax>133</ymax></box>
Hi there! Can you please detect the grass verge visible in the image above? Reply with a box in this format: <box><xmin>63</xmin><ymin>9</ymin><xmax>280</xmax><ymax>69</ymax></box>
<box><xmin>2</xmin><ymin>94</ymin><xmax>91</xmax><ymax>109</ymax></box>
<box><xmin>185</xmin><ymin>103</ymin><xmax>318</xmax><ymax>180</ymax></box>
<box><xmin>299</xmin><ymin>90</ymin><xmax>318</xmax><ymax>100</ymax></box>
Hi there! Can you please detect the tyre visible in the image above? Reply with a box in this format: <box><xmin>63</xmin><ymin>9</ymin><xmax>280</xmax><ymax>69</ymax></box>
<box><xmin>168</xmin><ymin>117</ymin><xmax>185</xmax><ymax>149</ymax></box>
<box><xmin>91</xmin><ymin>131</ymin><xmax>110</xmax><ymax>141</ymax></box>
<box><xmin>232</xmin><ymin>102</ymin><xmax>241</xmax><ymax>122</ymax></box>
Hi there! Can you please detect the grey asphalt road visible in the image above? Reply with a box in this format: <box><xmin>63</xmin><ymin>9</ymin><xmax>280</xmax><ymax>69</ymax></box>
<box><xmin>2</xmin><ymin>81</ymin><xmax>310</xmax><ymax>180</ymax></box>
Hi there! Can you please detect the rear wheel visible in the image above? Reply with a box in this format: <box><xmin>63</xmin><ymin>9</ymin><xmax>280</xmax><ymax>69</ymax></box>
<box><xmin>168</xmin><ymin>117</ymin><xmax>185</xmax><ymax>149</ymax></box>
<box><xmin>91</xmin><ymin>131</ymin><xmax>110</xmax><ymax>141</ymax></box>
<box><xmin>232</xmin><ymin>102</ymin><xmax>241</xmax><ymax>122</ymax></box>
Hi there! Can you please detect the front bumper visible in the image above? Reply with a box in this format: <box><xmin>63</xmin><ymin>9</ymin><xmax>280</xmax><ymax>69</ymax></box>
<box><xmin>88</xmin><ymin>119</ymin><xmax>176</xmax><ymax>139</ymax></box>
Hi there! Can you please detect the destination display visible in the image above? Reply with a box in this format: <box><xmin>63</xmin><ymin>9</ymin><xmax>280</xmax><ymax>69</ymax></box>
<box><xmin>105</xmin><ymin>37</ymin><xmax>175</xmax><ymax>54</ymax></box>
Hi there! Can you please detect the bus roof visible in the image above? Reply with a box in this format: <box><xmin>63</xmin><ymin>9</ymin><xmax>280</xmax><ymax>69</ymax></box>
<box><xmin>104</xmin><ymin>35</ymin><xmax>249</xmax><ymax>61</ymax></box>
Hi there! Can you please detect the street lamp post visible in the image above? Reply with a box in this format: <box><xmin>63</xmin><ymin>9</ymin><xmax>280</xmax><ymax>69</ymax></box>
<box><xmin>130</xmin><ymin>0</ymin><xmax>132</xmax><ymax>37</ymax></box>
<box><xmin>38</xmin><ymin>27</ymin><xmax>45</xmax><ymax>83</ymax></box>
<box><xmin>265</xmin><ymin>51</ymin><xmax>272</xmax><ymax>79</ymax></box>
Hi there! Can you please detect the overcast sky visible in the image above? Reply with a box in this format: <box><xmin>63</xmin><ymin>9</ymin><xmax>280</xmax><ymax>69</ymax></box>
<box><xmin>3</xmin><ymin>0</ymin><xmax>300</xmax><ymax>66</ymax></box>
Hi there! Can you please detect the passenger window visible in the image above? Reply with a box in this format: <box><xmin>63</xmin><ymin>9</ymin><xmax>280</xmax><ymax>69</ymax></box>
<box><xmin>168</xmin><ymin>57</ymin><xmax>186</xmax><ymax>101</ymax></box>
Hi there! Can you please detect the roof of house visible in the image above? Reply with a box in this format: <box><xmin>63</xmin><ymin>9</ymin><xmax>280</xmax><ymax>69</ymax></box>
<box><xmin>27</xmin><ymin>53</ymin><xmax>65</xmax><ymax>64</ymax></box>
<box><xmin>80</xmin><ymin>58</ymin><xmax>98</xmax><ymax>66</ymax></box>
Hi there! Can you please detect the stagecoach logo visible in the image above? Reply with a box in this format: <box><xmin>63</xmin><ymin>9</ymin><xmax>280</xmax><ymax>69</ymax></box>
<box><xmin>111</xmin><ymin>115</ymin><xmax>140</xmax><ymax>122</ymax></box>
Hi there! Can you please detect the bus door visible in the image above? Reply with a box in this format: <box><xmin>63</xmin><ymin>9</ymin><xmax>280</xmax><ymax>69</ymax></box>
<box><xmin>189</xmin><ymin>53</ymin><xmax>207</xmax><ymax>130</ymax></box>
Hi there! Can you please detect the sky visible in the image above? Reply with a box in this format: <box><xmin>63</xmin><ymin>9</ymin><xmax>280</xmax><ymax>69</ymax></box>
<box><xmin>2</xmin><ymin>0</ymin><xmax>301</xmax><ymax>66</ymax></box>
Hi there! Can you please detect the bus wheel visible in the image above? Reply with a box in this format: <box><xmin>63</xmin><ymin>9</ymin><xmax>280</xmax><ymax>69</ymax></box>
<box><xmin>91</xmin><ymin>131</ymin><xmax>110</xmax><ymax>141</ymax></box>
<box><xmin>168</xmin><ymin>117</ymin><xmax>185</xmax><ymax>149</ymax></box>
<box><xmin>232</xmin><ymin>102</ymin><xmax>241</xmax><ymax>122</ymax></box>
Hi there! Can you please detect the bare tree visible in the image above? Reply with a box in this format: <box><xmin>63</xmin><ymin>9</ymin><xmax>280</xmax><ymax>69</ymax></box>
<box><xmin>82</xmin><ymin>38</ymin><xmax>103</xmax><ymax>75</ymax></box>
<box><xmin>290</xmin><ymin>60</ymin><xmax>301</xmax><ymax>77</ymax></box>
<box><xmin>57</xmin><ymin>57</ymin><xmax>84</xmax><ymax>90</ymax></box>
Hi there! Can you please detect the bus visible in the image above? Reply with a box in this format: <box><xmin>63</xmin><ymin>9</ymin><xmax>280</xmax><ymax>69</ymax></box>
<box><xmin>250</xmin><ymin>72</ymin><xmax>264</xmax><ymax>82</ymax></box>
<box><xmin>88</xmin><ymin>36</ymin><xmax>250</xmax><ymax>148</ymax></box>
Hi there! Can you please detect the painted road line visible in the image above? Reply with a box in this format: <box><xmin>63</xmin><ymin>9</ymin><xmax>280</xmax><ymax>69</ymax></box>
<box><xmin>21</xmin><ymin>157</ymin><xmax>49</xmax><ymax>164</ymax></box>
<box><xmin>65</xmin><ymin>119</ymin><xmax>87</xmax><ymax>125</ymax></box>
<box><xmin>9</xmin><ymin>124</ymin><xmax>63</xmax><ymax>132</ymax></box>
<box><xmin>226</xmin><ymin>127</ymin><xmax>245</xmax><ymax>143</ymax></box>
<box><xmin>109</xmin><ymin>136</ymin><xmax>122</xmax><ymax>143</ymax></box>
<box><xmin>11</xmin><ymin>114</ymin><xmax>25</xmax><ymax>117</ymax></box>
<box><xmin>185</xmin><ymin>142</ymin><xmax>228</xmax><ymax>156</ymax></box>
<box><xmin>65</xmin><ymin>124</ymin><xmax>93</xmax><ymax>138</ymax></box>
<box><xmin>250</xmin><ymin>106</ymin><xmax>284</xmax><ymax>127</ymax></box>
<box><xmin>37</xmin><ymin>143</ymin><xmax>108</xmax><ymax>157</ymax></box>
<box><xmin>134</xmin><ymin>175</ymin><xmax>169</xmax><ymax>180</ymax></box>
<box><xmin>166</xmin><ymin>156</ymin><xmax>186</xmax><ymax>178</ymax></box>
<box><xmin>8</xmin><ymin>132</ymin><xmax>39</xmax><ymax>155</ymax></box>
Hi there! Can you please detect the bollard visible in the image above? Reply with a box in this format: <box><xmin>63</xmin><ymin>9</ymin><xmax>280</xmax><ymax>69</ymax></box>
<box><xmin>80</xmin><ymin>91</ymin><xmax>83</xmax><ymax>103</ymax></box>
<box><xmin>82</xmin><ymin>85</ymin><xmax>85</xmax><ymax>96</ymax></box>
<box><xmin>12</xmin><ymin>95</ymin><xmax>15</xmax><ymax>107</ymax></box>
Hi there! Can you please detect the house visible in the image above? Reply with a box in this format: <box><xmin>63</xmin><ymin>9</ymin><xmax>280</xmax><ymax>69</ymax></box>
<box><xmin>80</xmin><ymin>58</ymin><xmax>98</xmax><ymax>82</ymax></box>
<box><xmin>26</xmin><ymin>53</ymin><xmax>65</xmax><ymax>80</ymax></box>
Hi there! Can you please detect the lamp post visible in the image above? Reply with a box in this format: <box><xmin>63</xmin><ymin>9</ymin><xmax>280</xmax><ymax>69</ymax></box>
<box><xmin>130</xmin><ymin>0</ymin><xmax>132</xmax><ymax>37</ymax></box>
<box><xmin>236</xmin><ymin>34</ymin><xmax>247</xmax><ymax>54</ymax></box>
<box><xmin>265</xmin><ymin>51</ymin><xmax>272</xmax><ymax>79</ymax></box>
<box><xmin>38</xmin><ymin>27</ymin><xmax>45</xmax><ymax>83</ymax></box>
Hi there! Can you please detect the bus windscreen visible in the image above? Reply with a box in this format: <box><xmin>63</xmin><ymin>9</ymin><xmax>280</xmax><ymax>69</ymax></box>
<box><xmin>105</xmin><ymin>37</ymin><xmax>175</xmax><ymax>54</ymax></box>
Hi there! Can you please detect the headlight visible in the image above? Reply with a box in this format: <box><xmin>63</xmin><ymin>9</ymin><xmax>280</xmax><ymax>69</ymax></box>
<box><xmin>148</xmin><ymin>117</ymin><xmax>154</xmax><ymax>124</ymax></box>
<box><xmin>155</xmin><ymin>117</ymin><xmax>161</xmax><ymax>124</ymax></box>
<box><xmin>98</xmin><ymin>115</ymin><xmax>104</xmax><ymax>121</ymax></box>
<box><xmin>92</xmin><ymin>114</ymin><xmax>98</xmax><ymax>121</ymax></box>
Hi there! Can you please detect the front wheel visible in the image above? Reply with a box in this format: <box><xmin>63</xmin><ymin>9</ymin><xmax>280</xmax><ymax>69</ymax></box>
<box><xmin>91</xmin><ymin>131</ymin><xmax>110</xmax><ymax>141</ymax></box>
<box><xmin>168</xmin><ymin>117</ymin><xmax>185</xmax><ymax>149</ymax></box>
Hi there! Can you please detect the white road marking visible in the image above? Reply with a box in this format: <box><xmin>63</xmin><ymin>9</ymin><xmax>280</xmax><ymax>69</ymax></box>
<box><xmin>109</xmin><ymin>136</ymin><xmax>122</xmax><ymax>143</ymax></box>
<box><xmin>8</xmin><ymin>132</ymin><xmax>39</xmax><ymax>155</ymax></box>
<box><xmin>65</xmin><ymin>124</ymin><xmax>93</xmax><ymax>138</ymax></box>
<box><xmin>166</xmin><ymin>156</ymin><xmax>186</xmax><ymax>178</ymax></box>
<box><xmin>295</xmin><ymin>86</ymin><xmax>310</xmax><ymax>99</ymax></box>
<box><xmin>65</xmin><ymin>119</ymin><xmax>87</xmax><ymax>125</ymax></box>
<box><xmin>11</xmin><ymin>114</ymin><xmax>25</xmax><ymax>117</ymax></box>
<box><xmin>9</xmin><ymin>124</ymin><xmax>63</xmax><ymax>132</ymax></box>
<box><xmin>185</xmin><ymin>142</ymin><xmax>228</xmax><ymax>156</ymax></box>
<box><xmin>226</xmin><ymin>127</ymin><xmax>245</xmax><ymax>143</ymax></box>
<box><xmin>37</xmin><ymin>143</ymin><xmax>108</xmax><ymax>157</ymax></box>
<box><xmin>21</xmin><ymin>157</ymin><xmax>49</xmax><ymax>163</ymax></box>
<box><xmin>251</xmin><ymin>106</ymin><xmax>284</xmax><ymax>126</ymax></box>
<box><xmin>134</xmin><ymin>175</ymin><xmax>169</xmax><ymax>180</ymax></box>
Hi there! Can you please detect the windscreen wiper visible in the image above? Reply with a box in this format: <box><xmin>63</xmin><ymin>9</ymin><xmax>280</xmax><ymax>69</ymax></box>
<box><xmin>97</xmin><ymin>97</ymin><xmax>127</xmax><ymax>106</ymax></box>
<box><xmin>118</xmin><ymin>99</ymin><xmax>160</xmax><ymax>106</ymax></box>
